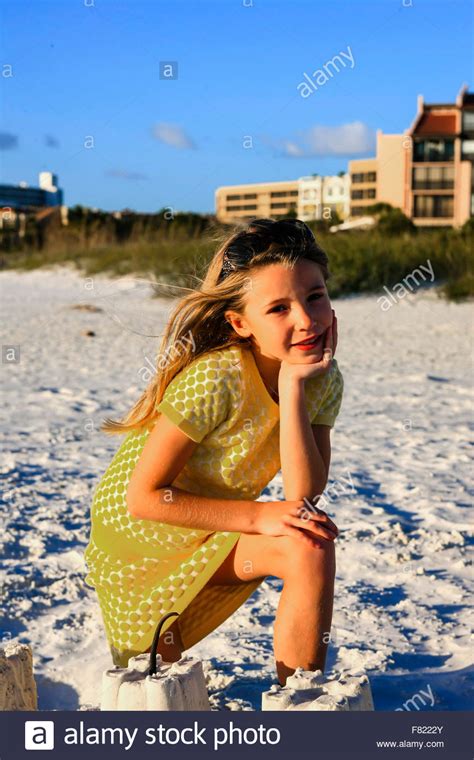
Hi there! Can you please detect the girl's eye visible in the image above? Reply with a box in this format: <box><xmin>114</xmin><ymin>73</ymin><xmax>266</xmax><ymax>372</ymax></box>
<box><xmin>268</xmin><ymin>294</ymin><xmax>322</xmax><ymax>314</ymax></box>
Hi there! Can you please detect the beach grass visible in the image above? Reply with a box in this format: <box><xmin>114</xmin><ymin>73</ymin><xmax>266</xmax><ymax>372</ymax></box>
<box><xmin>1</xmin><ymin>222</ymin><xmax>472</xmax><ymax>301</ymax></box>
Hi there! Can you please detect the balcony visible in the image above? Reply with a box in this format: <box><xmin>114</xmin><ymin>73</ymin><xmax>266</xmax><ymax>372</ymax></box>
<box><xmin>413</xmin><ymin>195</ymin><xmax>454</xmax><ymax>218</ymax></box>
<box><xmin>413</xmin><ymin>139</ymin><xmax>454</xmax><ymax>162</ymax></box>
<box><xmin>412</xmin><ymin>180</ymin><xmax>454</xmax><ymax>190</ymax></box>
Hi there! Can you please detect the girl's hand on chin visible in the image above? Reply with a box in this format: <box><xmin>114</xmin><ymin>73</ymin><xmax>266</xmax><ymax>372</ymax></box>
<box><xmin>279</xmin><ymin>310</ymin><xmax>338</xmax><ymax>385</ymax></box>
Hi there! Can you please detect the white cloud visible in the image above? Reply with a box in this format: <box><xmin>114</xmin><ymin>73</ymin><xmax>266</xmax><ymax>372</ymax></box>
<box><xmin>152</xmin><ymin>122</ymin><xmax>196</xmax><ymax>150</ymax></box>
<box><xmin>283</xmin><ymin>141</ymin><xmax>305</xmax><ymax>157</ymax></box>
<box><xmin>279</xmin><ymin>121</ymin><xmax>376</xmax><ymax>157</ymax></box>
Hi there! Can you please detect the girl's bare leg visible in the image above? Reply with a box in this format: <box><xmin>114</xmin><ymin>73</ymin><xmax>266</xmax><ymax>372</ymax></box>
<box><xmin>206</xmin><ymin>533</ymin><xmax>336</xmax><ymax>686</ymax></box>
<box><xmin>272</xmin><ymin>542</ymin><xmax>335</xmax><ymax>684</ymax></box>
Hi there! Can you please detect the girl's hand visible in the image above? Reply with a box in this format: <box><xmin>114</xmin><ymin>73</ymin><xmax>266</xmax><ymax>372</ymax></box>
<box><xmin>279</xmin><ymin>310</ymin><xmax>338</xmax><ymax>387</ymax></box>
<box><xmin>254</xmin><ymin>500</ymin><xmax>339</xmax><ymax>548</ymax></box>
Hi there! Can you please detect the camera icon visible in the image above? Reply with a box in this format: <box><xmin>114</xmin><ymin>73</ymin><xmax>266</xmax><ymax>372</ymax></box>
<box><xmin>24</xmin><ymin>721</ymin><xmax>55</xmax><ymax>750</ymax></box>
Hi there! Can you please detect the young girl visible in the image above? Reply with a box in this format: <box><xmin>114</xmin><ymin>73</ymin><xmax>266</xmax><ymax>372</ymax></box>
<box><xmin>83</xmin><ymin>217</ymin><xmax>344</xmax><ymax>688</ymax></box>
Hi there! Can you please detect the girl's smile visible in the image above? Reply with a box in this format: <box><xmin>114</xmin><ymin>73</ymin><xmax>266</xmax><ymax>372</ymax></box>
<box><xmin>292</xmin><ymin>333</ymin><xmax>326</xmax><ymax>352</ymax></box>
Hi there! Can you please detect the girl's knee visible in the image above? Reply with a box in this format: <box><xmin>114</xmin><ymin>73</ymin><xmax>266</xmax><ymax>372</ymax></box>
<box><xmin>277</xmin><ymin>535</ymin><xmax>336</xmax><ymax>580</ymax></box>
<box><xmin>213</xmin><ymin>532</ymin><xmax>336</xmax><ymax>584</ymax></box>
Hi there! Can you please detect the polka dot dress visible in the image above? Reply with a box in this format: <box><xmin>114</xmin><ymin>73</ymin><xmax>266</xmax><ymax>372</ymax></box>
<box><xmin>83</xmin><ymin>344</ymin><xmax>344</xmax><ymax>667</ymax></box>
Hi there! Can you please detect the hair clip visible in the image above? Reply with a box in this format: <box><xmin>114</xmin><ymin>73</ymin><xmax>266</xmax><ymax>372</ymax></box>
<box><xmin>220</xmin><ymin>254</ymin><xmax>238</xmax><ymax>278</ymax></box>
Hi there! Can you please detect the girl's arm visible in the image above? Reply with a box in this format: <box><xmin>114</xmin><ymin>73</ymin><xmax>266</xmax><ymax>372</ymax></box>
<box><xmin>129</xmin><ymin>483</ymin><xmax>263</xmax><ymax>534</ymax></box>
<box><xmin>126</xmin><ymin>413</ymin><xmax>264</xmax><ymax>533</ymax></box>
<box><xmin>278</xmin><ymin>311</ymin><xmax>337</xmax><ymax>503</ymax></box>
<box><xmin>127</xmin><ymin>411</ymin><xmax>335</xmax><ymax>543</ymax></box>
<box><xmin>278</xmin><ymin>377</ymin><xmax>329</xmax><ymax>502</ymax></box>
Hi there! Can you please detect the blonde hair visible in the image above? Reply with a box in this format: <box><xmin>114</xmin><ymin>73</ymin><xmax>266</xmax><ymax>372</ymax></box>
<box><xmin>101</xmin><ymin>218</ymin><xmax>331</xmax><ymax>435</ymax></box>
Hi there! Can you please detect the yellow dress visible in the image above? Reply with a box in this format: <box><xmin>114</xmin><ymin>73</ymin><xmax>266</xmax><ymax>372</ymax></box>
<box><xmin>83</xmin><ymin>344</ymin><xmax>344</xmax><ymax>667</ymax></box>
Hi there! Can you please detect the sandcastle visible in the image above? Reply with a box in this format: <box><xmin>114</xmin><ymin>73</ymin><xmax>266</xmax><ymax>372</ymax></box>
<box><xmin>101</xmin><ymin>612</ymin><xmax>211</xmax><ymax>710</ymax></box>
<box><xmin>101</xmin><ymin>652</ymin><xmax>211</xmax><ymax>710</ymax></box>
<box><xmin>0</xmin><ymin>642</ymin><xmax>38</xmax><ymax>711</ymax></box>
<box><xmin>262</xmin><ymin>667</ymin><xmax>374</xmax><ymax>711</ymax></box>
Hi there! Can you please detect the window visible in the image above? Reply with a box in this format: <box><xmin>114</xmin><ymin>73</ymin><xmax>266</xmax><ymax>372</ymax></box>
<box><xmin>462</xmin><ymin>140</ymin><xmax>474</xmax><ymax>159</ymax></box>
<box><xmin>412</xmin><ymin>165</ymin><xmax>454</xmax><ymax>189</ymax></box>
<box><xmin>270</xmin><ymin>202</ymin><xmax>297</xmax><ymax>209</ymax></box>
<box><xmin>462</xmin><ymin>111</ymin><xmax>474</xmax><ymax>131</ymax></box>
<box><xmin>413</xmin><ymin>139</ymin><xmax>454</xmax><ymax>162</ymax></box>
<box><xmin>225</xmin><ymin>204</ymin><xmax>257</xmax><ymax>212</ymax></box>
<box><xmin>351</xmin><ymin>171</ymin><xmax>377</xmax><ymax>184</ymax></box>
<box><xmin>227</xmin><ymin>194</ymin><xmax>241</xmax><ymax>200</ymax></box>
<box><xmin>351</xmin><ymin>188</ymin><xmax>376</xmax><ymax>200</ymax></box>
<box><xmin>270</xmin><ymin>190</ymin><xmax>298</xmax><ymax>198</ymax></box>
<box><xmin>413</xmin><ymin>195</ymin><xmax>454</xmax><ymax>218</ymax></box>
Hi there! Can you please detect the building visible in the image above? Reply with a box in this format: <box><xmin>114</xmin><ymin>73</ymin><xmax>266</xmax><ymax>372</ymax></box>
<box><xmin>215</xmin><ymin>174</ymin><xmax>350</xmax><ymax>224</ymax></box>
<box><xmin>0</xmin><ymin>172</ymin><xmax>67</xmax><ymax>243</ymax></box>
<box><xmin>216</xmin><ymin>87</ymin><xmax>473</xmax><ymax>228</ymax></box>
<box><xmin>349</xmin><ymin>85</ymin><xmax>473</xmax><ymax>226</ymax></box>
<box><xmin>348</xmin><ymin>157</ymin><xmax>378</xmax><ymax>217</ymax></box>
<box><xmin>298</xmin><ymin>174</ymin><xmax>350</xmax><ymax>222</ymax></box>
<box><xmin>349</xmin><ymin>132</ymin><xmax>407</xmax><ymax>217</ymax></box>
<box><xmin>406</xmin><ymin>84</ymin><xmax>473</xmax><ymax>226</ymax></box>
<box><xmin>215</xmin><ymin>179</ymin><xmax>299</xmax><ymax>223</ymax></box>
<box><xmin>0</xmin><ymin>172</ymin><xmax>64</xmax><ymax>211</ymax></box>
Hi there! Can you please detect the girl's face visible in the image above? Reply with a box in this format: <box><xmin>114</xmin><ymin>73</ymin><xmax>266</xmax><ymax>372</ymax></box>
<box><xmin>226</xmin><ymin>259</ymin><xmax>333</xmax><ymax>363</ymax></box>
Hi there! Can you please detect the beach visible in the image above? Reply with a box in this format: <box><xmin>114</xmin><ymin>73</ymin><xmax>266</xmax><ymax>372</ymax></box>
<box><xmin>0</xmin><ymin>265</ymin><xmax>472</xmax><ymax>711</ymax></box>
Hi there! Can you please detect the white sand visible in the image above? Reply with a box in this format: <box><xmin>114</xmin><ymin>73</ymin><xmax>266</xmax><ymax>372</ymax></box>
<box><xmin>0</xmin><ymin>265</ymin><xmax>472</xmax><ymax>711</ymax></box>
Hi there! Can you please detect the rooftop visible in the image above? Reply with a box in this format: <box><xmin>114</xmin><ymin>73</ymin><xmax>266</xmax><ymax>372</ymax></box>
<box><xmin>414</xmin><ymin>112</ymin><xmax>457</xmax><ymax>137</ymax></box>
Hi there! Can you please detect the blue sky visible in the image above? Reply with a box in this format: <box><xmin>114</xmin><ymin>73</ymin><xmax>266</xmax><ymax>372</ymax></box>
<box><xmin>1</xmin><ymin>0</ymin><xmax>472</xmax><ymax>213</ymax></box>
